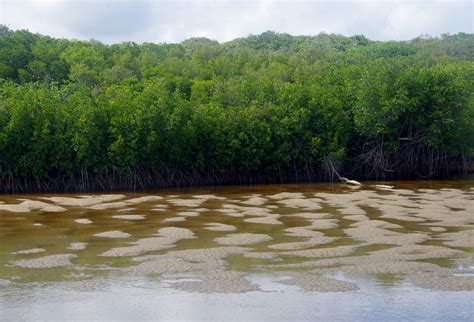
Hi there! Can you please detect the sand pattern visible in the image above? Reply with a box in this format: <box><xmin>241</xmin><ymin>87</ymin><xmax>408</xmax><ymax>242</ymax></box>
<box><xmin>1</xmin><ymin>183</ymin><xmax>473</xmax><ymax>293</ymax></box>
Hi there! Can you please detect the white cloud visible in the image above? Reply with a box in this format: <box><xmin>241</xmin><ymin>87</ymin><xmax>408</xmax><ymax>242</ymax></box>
<box><xmin>0</xmin><ymin>0</ymin><xmax>472</xmax><ymax>43</ymax></box>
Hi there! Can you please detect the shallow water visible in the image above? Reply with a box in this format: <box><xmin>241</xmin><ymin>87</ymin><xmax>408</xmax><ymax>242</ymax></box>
<box><xmin>0</xmin><ymin>181</ymin><xmax>473</xmax><ymax>320</ymax></box>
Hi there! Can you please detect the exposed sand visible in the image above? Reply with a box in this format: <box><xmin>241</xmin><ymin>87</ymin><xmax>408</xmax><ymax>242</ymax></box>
<box><xmin>192</xmin><ymin>194</ymin><xmax>226</xmax><ymax>200</ymax></box>
<box><xmin>307</xmin><ymin>219</ymin><xmax>339</xmax><ymax>230</ymax></box>
<box><xmin>440</xmin><ymin>230</ymin><xmax>474</xmax><ymax>248</ymax></box>
<box><xmin>130</xmin><ymin>247</ymin><xmax>249</xmax><ymax>275</ymax></box>
<box><xmin>112</xmin><ymin>215</ymin><xmax>146</xmax><ymax>220</ymax></box>
<box><xmin>116</xmin><ymin>208</ymin><xmax>135</xmax><ymax>212</ymax></box>
<box><xmin>177</xmin><ymin>211</ymin><xmax>200</xmax><ymax>217</ymax></box>
<box><xmin>163</xmin><ymin>217</ymin><xmax>186</xmax><ymax>223</ymax></box>
<box><xmin>277</xmin><ymin>198</ymin><xmax>322</xmax><ymax>210</ymax></box>
<box><xmin>1</xmin><ymin>185</ymin><xmax>473</xmax><ymax>293</ymax></box>
<box><xmin>123</xmin><ymin>196</ymin><xmax>162</xmax><ymax>204</ymax></box>
<box><xmin>281</xmin><ymin>245</ymin><xmax>360</xmax><ymax>258</ymax></box>
<box><xmin>214</xmin><ymin>233</ymin><xmax>273</xmax><ymax>246</ymax></box>
<box><xmin>244</xmin><ymin>216</ymin><xmax>282</xmax><ymax>225</ymax></box>
<box><xmin>268</xmin><ymin>192</ymin><xmax>305</xmax><ymax>200</ymax></box>
<box><xmin>42</xmin><ymin>194</ymin><xmax>125</xmax><ymax>207</ymax></box>
<box><xmin>13</xmin><ymin>254</ymin><xmax>77</xmax><ymax>268</ymax></box>
<box><xmin>243</xmin><ymin>252</ymin><xmax>280</xmax><ymax>259</ymax></box>
<box><xmin>54</xmin><ymin>195</ymin><xmax>162</xmax><ymax>210</ymax></box>
<box><xmin>75</xmin><ymin>218</ymin><xmax>92</xmax><ymax>224</ymax></box>
<box><xmin>12</xmin><ymin>248</ymin><xmax>46</xmax><ymax>255</ymax></box>
<box><xmin>345</xmin><ymin>215</ymin><xmax>370</xmax><ymax>222</ymax></box>
<box><xmin>167</xmin><ymin>198</ymin><xmax>205</xmax><ymax>207</ymax></box>
<box><xmin>67</xmin><ymin>243</ymin><xmax>88</xmax><ymax>251</ymax></box>
<box><xmin>429</xmin><ymin>226</ymin><xmax>447</xmax><ymax>232</ymax></box>
<box><xmin>167</xmin><ymin>271</ymin><xmax>259</xmax><ymax>293</ymax></box>
<box><xmin>287</xmin><ymin>212</ymin><xmax>332</xmax><ymax>220</ymax></box>
<box><xmin>344</xmin><ymin>220</ymin><xmax>429</xmax><ymax>245</ymax></box>
<box><xmin>339</xmin><ymin>206</ymin><xmax>366</xmax><ymax>216</ymax></box>
<box><xmin>94</xmin><ymin>231</ymin><xmax>131</xmax><ymax>238</ymax></box>
<box><xmin>0</xmin><ymin>199</ymin><xmax>66</xmax><ymax>213</ymax></box>
<box><xmin>204</xmin><ymin>223</ymin><xmax>237</xmax><ymax>231</ymax></box>
<box><xmin>88</xmin><ymin>202</ymin><xmax>129</xmax><ymax>210</ymax></box>
<box><xmin>268</xmin><ymin>236</ymin><xmax>338</xmax><ymax>250</ymax></box>
<box><xmin>101</xmin><ymin>227</ymin><xmax>195</xmax><ymax>257</ymax></box>
<box><xmin>409</xmin><ymin>274</ymin><xmax>474</xmax><ymax>291</ymax></box>
<box><xmin>277</xmin><ymin>274</ymin><xmax>359</xmax><ymax>292</ymax></box>
<box><xmin>241</xmin><ymin>196</ymin><xmax>268</xmax><ymax>206</ymax></box>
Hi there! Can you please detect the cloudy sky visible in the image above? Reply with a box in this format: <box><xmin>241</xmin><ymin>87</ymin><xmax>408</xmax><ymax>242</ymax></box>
<box><xmin>0</xmin><ymin>0</ymin><xmax>472</xmax><ymax>44</ymax></box>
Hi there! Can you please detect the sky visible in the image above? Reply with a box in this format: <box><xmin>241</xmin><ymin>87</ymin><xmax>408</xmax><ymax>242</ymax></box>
<box><xmin>0</xmin><ymin>0</ymin><xmax>473</xmax><ymax>44</ymax></box>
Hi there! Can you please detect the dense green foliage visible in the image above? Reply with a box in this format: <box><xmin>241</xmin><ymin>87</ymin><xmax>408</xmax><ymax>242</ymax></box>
<box><xmin>0</xmin><ymin>27</ymin><xmax>473</xmax><ymax>191</ymax></box>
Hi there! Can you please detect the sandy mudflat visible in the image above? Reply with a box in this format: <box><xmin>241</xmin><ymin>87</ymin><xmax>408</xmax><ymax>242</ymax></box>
<box><xmin>116</xmin><ymin>208</ymin><xmax>135</xmax><ymax>212</ymax></box>
<box><xmin>159</xmin><ymin>227</ymin><xmax>195</xmax><ymax>239</ymax></box>
<box><xmin>101</xmin><ymin>227</ymin><xmax>195</xmax><ymax>257</ymax></box>
<box><xmin>214</xmin><ymin>233</ymin><xmax>273</xmax><ymax>246</ymax></box>
<box><xmin>288</xmin><ymin>212</ymin><xmax>332</xmax><ymax>220</ymax></box>
<box><xmin>440</xmin><ymin>230</ymin><xmax>474</xmax><ymax>248</ymax></box>
<box><xmin>283</xmin><ymin>225</ymin><xmax>330</xmax><ymax>238</ymax></box>
<box><xmin>429</xmin><ymin>226</ymin><xmax>447</xmax><ymax>232</ymax></box>
<box><xmin>344</xmin><ymin>214</ymin><xmax>370</xmax><ymax>222</ymax></box>
<box><xmin>244</xmin><ymin>215</ymin><xmax>282</xmax><ymax>225</ymax></box>
<box><xmin>281</xmin><ymin>245</ymin><xmax>360</xmax><ymax>258</ymax></box>
<box><xmin>13</xmin><ymin>254</ymin><xmax>77</xmax><ymax>268</ymax></box>
<box><xmin>167</xmin><ymin>198</ymin><xmax>205</xmax><ymax>207</ymax></box>
<box><xmin>338</xmin><ymin>206</ymin><xmax>366</xmax><ymax>216</ymax></box>
<box><xmin>112</xmin><ymin>215</ymin><xmax>146</xmax><ymax>220</ymax></box>
<box><xmin>123</xmin><ymin>196</ymin><xmax>162</xmax><ymax>204</ymax></box>
<box><xmin>88</xmin><ymin>202</ymin><xmax>129</xmax><ymax>210</ymax></box>
<box><xmin>0</xmin><ymin>199</ymin><xmax>66</xmax><ymax>213</ymax></box>
<box><xmin>277</xmin><ymin>274</ymin><xmax>359</xmax><ymax>292</ymax></box>
<box><xmin>243</xmin><ymin>252</ymin><xmax>279</xmax><ymax>259</ymax></box>
<box><xmin>204</xmin><ymin>223</ymin><xmax>237</xmax><ymax>231</ymax></box>
<box><xmin>177</xmin><ymin>211</ymin><xmax>200</xmax><ymax>217</ymax></box>
<box><xmin>130</xmin><ymin>247</ymin><xmax>249</xmax><ymax>275</ymax></box>
<box><xmin>167</xmin><ymin>271</ymin><xmax>260</xmax><ymax>293</ymax></box>
<box><xmin>43</xmin><ymin>194</ymin><xmax>125</xmax><ymax>206</ymax></box>
<box><xmin>12</xmin><ymin>248</ymin><xmax>46</xmax><ymax>255</ymax></box>
<box><xmin>268</xmin><ymin>236</ymin><xmax>338</xmax><ymax>250</ymax></box>
<box><xmin>94</xmin><ymin>231</ymin><xmax>131</xmax><ymax>238</ymax></box>
<box><xmin>241</xmin><ymin>196</ymin><xmax>268</xmax><ymax>206</ymax></box>
<box><xmin>163</xmin><ymin>217</ymin><xmax>186</xmax><ymax>222</ymax></box>
<box><xmin>344</xmin><ymin>220</ymin><xmax>429</xmax><ymax>245</ymax></box>
<box><xmin>75</xmin><ymin>218</ymin><xmax>92</xmax><ymax>224</ymax></box>
<box><xmin>192</xmin><ymin>194</ymin><xmax>226</xmax><ymax>200</ymax></box>
<box><xmin>268</xmin><ymin>192</ymin><xmax>305</xmax><ymax>200</ymax></box>
<box><xmin>409</xmin><ymin>274</ymin><xmax>474</xmax><ymax>291</ymax></box>
<box><xmin>307</xmin><ymin>219</ymin><xmax>339</xmax><ymax>230</ymax></box>
<box><xmin>1</xmin><ymin>184</ymin><xmax>473</xmax><ymax>294</ymax></box>
<box><xmin>277</xmin><ymin>198</ymin><xmax>322</xmax><ymax>210</ymax></box>
<box><xmin>67</xmin><ymin>243</ymin><xmax>88</xmax><ymax>251</ymax></box>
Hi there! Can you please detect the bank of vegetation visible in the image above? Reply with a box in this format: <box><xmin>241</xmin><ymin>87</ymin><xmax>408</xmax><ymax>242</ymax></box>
<box><xmin>0</xmin><ymin>26</ymin><xmax>473</xmax><ymax>192</ymax></box>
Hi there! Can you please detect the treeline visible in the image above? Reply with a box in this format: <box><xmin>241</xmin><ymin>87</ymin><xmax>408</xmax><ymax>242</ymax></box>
<box><xmin>0</xmin><ymin>27</ymin><xmax>473</xmax><ymax>192</ymax></box>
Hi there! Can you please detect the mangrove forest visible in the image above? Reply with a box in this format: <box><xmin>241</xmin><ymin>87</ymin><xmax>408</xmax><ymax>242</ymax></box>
<box><xmin>0</xmin><ymin>27</ymin><xmax>473</xmax><ymax>192</ymax></box>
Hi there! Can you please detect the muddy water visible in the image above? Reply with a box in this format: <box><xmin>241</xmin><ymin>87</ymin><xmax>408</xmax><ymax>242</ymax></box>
<box><xmin>1</xmin><ymin>181</ymin><xmax>473</xmax><ymax>320</ymax></box>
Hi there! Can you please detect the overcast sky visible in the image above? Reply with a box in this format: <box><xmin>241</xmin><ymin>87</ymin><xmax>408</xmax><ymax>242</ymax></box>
<box><xmin>0</xmin><ymin>0</ymin><xmax>472</xmax><ymax>44</ymax></box>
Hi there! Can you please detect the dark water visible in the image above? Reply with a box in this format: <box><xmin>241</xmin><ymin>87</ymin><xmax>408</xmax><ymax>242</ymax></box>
<box><xmin>0</xmin><ymin>180</ymin><xmax>473</xmax><ymax>320</ymax></box>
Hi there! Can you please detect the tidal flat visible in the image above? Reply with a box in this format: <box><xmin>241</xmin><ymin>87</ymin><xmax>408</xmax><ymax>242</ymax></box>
<box><xmin>0</xmin><ymin>181</ymin><xmax>473</xmax><ymax>320</ymax></box>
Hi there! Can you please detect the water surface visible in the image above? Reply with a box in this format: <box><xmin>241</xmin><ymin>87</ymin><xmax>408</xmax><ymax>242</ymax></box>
<box><xmin>1</xmin><ymin>181</ymin><xmax>473</xmax><ymax>320</ymax></box>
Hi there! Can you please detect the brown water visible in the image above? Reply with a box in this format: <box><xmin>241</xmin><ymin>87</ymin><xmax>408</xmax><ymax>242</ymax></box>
<box><xmin>1</xmin><ymin>181</ymin><xmax>473</xmax><ymax>320</ymax></box>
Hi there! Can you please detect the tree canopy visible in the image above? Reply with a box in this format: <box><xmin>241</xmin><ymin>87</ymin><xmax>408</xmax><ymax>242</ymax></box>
<box><xmin>0</xmin><ymin>26</ymin><xmax>473</xmax><ymax>191</ymax></box>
